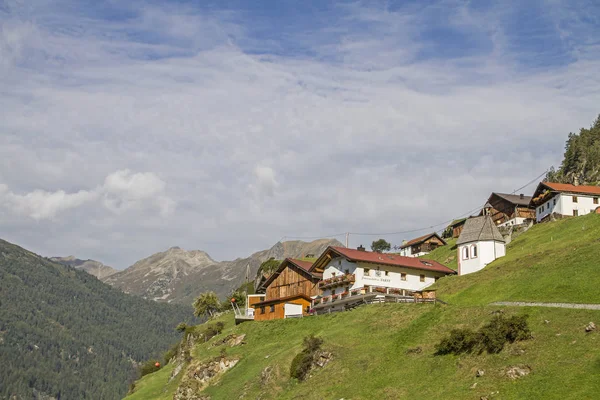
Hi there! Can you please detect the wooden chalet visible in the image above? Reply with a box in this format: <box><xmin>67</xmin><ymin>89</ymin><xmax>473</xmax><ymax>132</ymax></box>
<box><xmin>448</xmin><ymin>218</ymin><xmax>467</xmax><ymax>238</ymax></box>
<box><xmin>252</xmin><ymin>258</ymin><xmax>321</xmax><ymax>321</ymax></box>
<box><xmin>399</xmin><ymin>232</ymin><xmax>446</xmax><ymax>257</ymax></box>
<box><xmin>480</xmin><ymin>192</ymin><xmax>535</xmax><ymax>227</ymax></box>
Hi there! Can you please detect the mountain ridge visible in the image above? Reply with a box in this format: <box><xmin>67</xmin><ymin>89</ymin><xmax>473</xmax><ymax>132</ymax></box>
<box><xmin>49</xmin><ymin>255</ymin><xmax>119</xmax><ymax>279</ymax></box>
<box><xmin>103</xmin><ymin>238</ymin><xmax>343</xmax><ymax>304</ymax></box>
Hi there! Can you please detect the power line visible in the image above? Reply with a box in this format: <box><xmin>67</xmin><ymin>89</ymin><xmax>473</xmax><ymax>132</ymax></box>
<box><xmin>279</xmin><ymin>169</ymin><xmax>549</xmax><ymax>242</ymax></box>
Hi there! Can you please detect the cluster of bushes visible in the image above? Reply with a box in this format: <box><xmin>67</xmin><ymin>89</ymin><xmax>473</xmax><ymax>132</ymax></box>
<box><xmin>290</xmin><ymin>335</ymin><xmax>324</xmax><ymax>381</ymax></box>
<box><xmin>204</xmin><ymin>321</ymin><xmax>225</xmax><ymax>342</ymax></box>
<box><xmin>139</xmin><ymin>360</ymin><xmax>162</xmax><ymax>377</ymax></box>
<box><xmin>435</xmin><ymin>314</ymin><xmax>531</xmax><ymax>356</ymax></box>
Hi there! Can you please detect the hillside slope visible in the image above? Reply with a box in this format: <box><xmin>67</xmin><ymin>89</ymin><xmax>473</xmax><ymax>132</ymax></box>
<box><xmin>0</xmin><ymin>239</ymin><xmax>198</xmax><ymax>400</ymax></box>
<box><xmin>128</xmin><ymin>215</ymin><xmax>600</xmax><ymax>400</ymax></box>
<box><xmin>105</xmin><ymin>239</ymin><xmax>342</xmax><ymax>304</ymax></box>
<box><xmin>433</xmin><ymin>213</ymin><xmax>600</xmax><ymax>305</ymax></box>
<box><xmin>50</xmin><ymin>255</ymin><xmax>118</xmax><ymax>279</ymax></box>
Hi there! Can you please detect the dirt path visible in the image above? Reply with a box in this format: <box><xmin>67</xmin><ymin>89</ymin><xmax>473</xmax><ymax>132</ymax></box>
<box><xmin>490</xmin><ymin>301</ymin><xmax>600</xmax><ymax>310</ymax></box>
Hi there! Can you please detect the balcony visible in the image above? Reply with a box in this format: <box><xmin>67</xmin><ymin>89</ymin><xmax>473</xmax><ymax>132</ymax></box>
<box><xmin>313</xmin><ymin>286</ymin><xmax>437</xmax><ymax>311</ymax></box>
<box><xmin>318</xmin><ymin>274</ymin><xmax>356</xmax><ymax>289</ymax></box>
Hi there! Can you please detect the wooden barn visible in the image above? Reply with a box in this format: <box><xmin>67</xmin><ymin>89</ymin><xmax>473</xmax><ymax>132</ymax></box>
<box><xmin>252</xmin><ymin>258</ymin><xmax>321</xmax><ymax>321</ymax></box>
<box><xmin>480</xmin><ymin>192</ymin><xmax>535</xmax><ymax>227</ymax></box>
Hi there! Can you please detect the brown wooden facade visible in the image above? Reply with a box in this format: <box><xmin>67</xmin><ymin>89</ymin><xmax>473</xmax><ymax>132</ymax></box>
<box><xmin>402</xmin><ymin>233</ymin><xmax>446</xmax><ymax>254</ymax></box>
<box><xmin>480</xmin><ymin>193</ymin><xmax>535</xmax><ymax>225</ymax></box>
<box><xmin>252</xmin><ymin>258</ymin><xmax>320</xmax><ymax>321</ymax></box>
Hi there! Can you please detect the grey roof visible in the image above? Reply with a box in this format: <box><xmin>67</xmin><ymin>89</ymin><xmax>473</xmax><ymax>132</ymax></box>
<box><xmin>456</xmin><ymin>216</ymin><xmax>505</xmax><ymax>245</ymax></box>
<box><xmin>492</xmin><ymin>192</ymin><xmax>532</xmax><ymax>207</ymax></box>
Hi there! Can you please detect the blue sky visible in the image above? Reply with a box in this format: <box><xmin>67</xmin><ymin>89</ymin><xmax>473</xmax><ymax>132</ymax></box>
<box><xmin>1</xmin><ymin>0</ymin><xmax>600</xmax><ymax>267</ymax></box>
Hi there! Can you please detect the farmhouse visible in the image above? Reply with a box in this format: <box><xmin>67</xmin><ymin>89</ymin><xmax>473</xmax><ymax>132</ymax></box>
<box><xmin>457</xmin><ymin>216</ymin><xmax>505</xmax><ymax>276</ymax></box>
<box><xmin>531</xmin><ymin>182</ymin><xmax>600</xmax><ymax>222</ymax></box>
<box><xmin>252</xmin><ymin>258</ymin><xmax>321</xmax><ymax>321</ymax></box>
<box><xmin>447</xmin><ymin>218</ymin><xmax>467</xmax><ymax>238</ymax></box>
<box><xmin>399</xmin><ymin>232</ymin><xmax>446</xmax><ymax>257</ymax></box>
<box><xmin>309</xmin><ymin>246</ymin><xmax>455</xmax><ymax>313</ymax></box>
<box><xmin>480</xmin><ymin>192</ymin><xmax>535</xmax><ymax>227</ymax></box>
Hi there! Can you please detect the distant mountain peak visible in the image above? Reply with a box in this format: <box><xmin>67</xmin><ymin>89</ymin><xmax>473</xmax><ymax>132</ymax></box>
<box><xmin>49</xmin><ymin>256</ymin><xmax>118</xmax><ymax>279</ymax></box>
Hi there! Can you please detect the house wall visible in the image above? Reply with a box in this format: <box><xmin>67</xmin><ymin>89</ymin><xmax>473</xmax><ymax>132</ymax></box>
<box><xmin>265</xmin><ymin>265</ymin><xmax>318</xmax><ymax>300</ymax></box>
<box><xmin>253</xmin><ymin>298</ymin><xmax>311</xmax><ymax>321</ymax></box>
<box><xmin>498</xmin><ymin>217</ymin><xmax>527</xmax><ymax>227</ymax></box>
<box><xmin>457</xmin><ymin>240</ymin><xmax>505</xmax><ymax>275</ymax></box>
<box><xmin>320</xmin><ymin>256</ymin><xmax>447</xmax><ymax>297</ymax></box>
<box><xmin>536</xmin><ymin>193</ymin><xmax>600</xmax><ymax>222</ymax></box>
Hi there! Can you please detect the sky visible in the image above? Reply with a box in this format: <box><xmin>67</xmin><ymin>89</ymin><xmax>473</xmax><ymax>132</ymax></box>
<box><xmin>1</xmin><ymin>0</ymin><xmax>600</xmax><ymax>268</ymax></box>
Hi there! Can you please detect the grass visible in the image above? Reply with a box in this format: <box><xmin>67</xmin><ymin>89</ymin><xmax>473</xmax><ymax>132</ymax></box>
<box><xmin>433</xmin><ymin>213</ymin><xmax>600</xmax><ymax>305</ymax></box>
<box><xmin>127</xmin><ymin>214</ymin><xmax>600</xmax><ymax>400</ymax></box>
<box><xmin>419</xmin><ymin>237</ymin><xmax>458</xmax><ymax>270</ymax></box>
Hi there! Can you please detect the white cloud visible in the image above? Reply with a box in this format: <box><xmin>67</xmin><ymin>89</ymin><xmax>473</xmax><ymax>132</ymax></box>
<box><xmin>0</xmin><ymin>170</ymin><xmax>175</xmax><ymax>220</ymax></box>
<box><xmin>249</xmin><ymin>165</ymin><xmax>278</xmax><ymax>199</ymax></box>
<box><xmin>0</xmin><ymin>185</ymin><xmax>97</xmax><ymax>220</ymax></box>
<box><xmin>0</xmin><ymin>0</ymin><xmax>599</xmax><ymax>267</ymax></box>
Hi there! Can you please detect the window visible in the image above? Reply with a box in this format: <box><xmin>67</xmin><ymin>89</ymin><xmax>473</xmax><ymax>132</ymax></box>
<box><xmin>344</xmin><ymin>269</ymin><xmax>349</xmax><ymax>274</ymax></box>
<box><xmin>594</xmin><ymin>198</ymin><xmax>599</xmax><ymax>205</ymax></box>
<box><xmin>364</xmin><ymin>268</ymin><xmax>370</xmax><ymax>276</ymax></box>
<box><xmin>435</xmin><ymin>276</ymin><xmax>440</xmax><ymax>282</ymax></box>
<box><xmin>471</xmin><ymin>245</ymin><xmax>478</xmax><ymax>258</ymax></box>
<box><xmin>420</xmin><ymin>274</ymin><xmax>425</xmax><ymax>282</ymax></box>
<box><xmin>269</xmin><ymin>305</ymin><xmax>275</xmax><ymax>313</ymax></box>
<box><xmin>541</xmin><ymin>205</ymin><xmax>544</xmax><ymax>212</ymax></box>
<box><xmin>573</xmin><ymin>209</ymin><xmax>579</xmax><ymax>217</ymax></box>
<box><xmin>260</xmin><ymin>306</ymin><xmax>265</xmax><ymax>314</ymax></box>
<box><xmin>462</xmin><ymin>246</ymin><xmax>469</xmax><ymax>260</ymax></box>
<box><xmin>401</xmin><ymin>273</ymin><xmax>407</xmax><ymax>281</ymax></box>
<box><xmin>331</xmin><ymin>289</ymin><xmax>336</xmax><ymax>295</ymax></box>
<box><xmin>554</xmin><ymin>198</ymin><xmax>557</xmax><ymax>206</ymax></box>
<box><xmin>338</xmin><ymin>260</ymin><xmax>342</xmax><ymax>266</ymax></box>
<box><xmin>573</xmin><ymin>196</ymin><xmax>578</xmax><ymax>203</ymax></box>
<box><xmin>384</xmin><ymin>271</ymin><xmax>389</xmax><ymax>276</ymax></box>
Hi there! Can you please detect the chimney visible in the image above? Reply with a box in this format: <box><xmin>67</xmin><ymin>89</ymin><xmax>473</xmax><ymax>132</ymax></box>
<box><xmin>357</xmin><ymin>245</ymin><xmax>366</xmax><ymax>252</ymax></box>
<box><xmin>520</xmin><ymin>193</ymin><xmax>524</xmax><ymax>199</ymax></box>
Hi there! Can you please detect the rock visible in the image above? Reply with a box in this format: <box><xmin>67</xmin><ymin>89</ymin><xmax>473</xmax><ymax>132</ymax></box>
<box><xmin>315</xmin><ymin>351</ymin><xmax>333</xmax><ymax>368</ymax></box>
<box><xmin>212</xmin><ymin>334</ymin><xmax>247</xmax><ymax>348</ymax></box>
<box><xmin>260</xmin><ymin>366</ymin><xmax>273</xmax><ymax>387</ymax></box>
<box><xmin>544</xmin><ymin>320</ymin><xmax>550</xmax><ymax>324</ymax></box>
<box><xmin>169</xmin><ymin>362</ymin><xmax>185</xmax><ymax>383</ymax></box>
<box><xmin>505</xmin><ymin>365</ymin><xmax>531</xmax><ymax>380</ymax></box>
<box><xmin>585</xmin><ymin>322</ymin><xmax>596</xmax><ymax>332</ymax></box>
<box><xmin>405</xmin><ymin>346</ymin><xmax>422</xmax><ymax>355</ymax></box>
<box><xmin>470</xmin><ymin>383</ymin><xmax>478</xmax><ymax>389</ymax></box>
<box><xmin>480</xmin><ymin>397</ymin><xmax>488</xmax><ymax>400</ymax></box>
<box><xmin>264</xmin><ymin>355</ymin><xmax>270</xmax><ymax>359</ymax></box>
<box><xmin>476</xmin><ymin>369</ymin><xmax>485</xmax><ymax>377</ymax></box>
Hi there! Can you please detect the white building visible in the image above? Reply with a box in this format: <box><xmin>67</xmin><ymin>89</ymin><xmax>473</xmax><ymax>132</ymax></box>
<box><xmin>309</xmin><ymin>246</ymin><xmax>455</xmax><ymax>313</ymax></box>
<box><xmin>398</xmin><ymin>232</ymin><xmax>447</xmax><ymax>257</ymax></box>
<box><xmin>531</xmin><ymin>182</ymin><xmax>600</xmax><ymax>222</ymax></box>
<box><xmin>457</xmin><ymin>216</ymin><xmax>506</xmax><ymax>276</ymax></box>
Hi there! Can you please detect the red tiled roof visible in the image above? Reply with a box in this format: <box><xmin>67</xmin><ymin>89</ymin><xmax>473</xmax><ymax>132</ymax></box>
<box><xmin>400</xmin><ymin>232</ymin><xmax>446</xmax><ymax>249</ymax></box>
<box><xmin>326</xmin><ymin>246</ymin><xmax>455</xmax><ymax>274</ymax></box>
<box><xmin>543</xmin><ymin>182</ymin><xmax>600</xmax><ymax>195</ymax></box>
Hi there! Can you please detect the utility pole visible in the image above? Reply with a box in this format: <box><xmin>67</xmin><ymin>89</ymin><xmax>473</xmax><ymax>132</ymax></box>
<box><xmin>345</xmin><ymin>232</ymin><xmax>349</xmax><ymax>248</ymax></box>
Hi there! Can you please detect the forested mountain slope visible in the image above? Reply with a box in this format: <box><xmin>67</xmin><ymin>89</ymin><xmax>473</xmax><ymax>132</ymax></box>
<box><xmin>0</xmin><ymin>239</ymin><xmax>198</xmax><ymax>400</ymax></box>
<box><xmin>547</xmin><ymin>114</ymin><xmax>600</xmax><ymax>185</ymax></box>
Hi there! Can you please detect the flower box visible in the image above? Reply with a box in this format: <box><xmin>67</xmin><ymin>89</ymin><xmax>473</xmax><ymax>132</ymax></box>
<box><xmin>313</xmin><ymin>299</ymin><xmax>321</xmax><ymax>305</ymax></box>
<box><xmin>374</xmin><ymin>287</ymin><xmax>387</xmax><ymax>294</ymax></box>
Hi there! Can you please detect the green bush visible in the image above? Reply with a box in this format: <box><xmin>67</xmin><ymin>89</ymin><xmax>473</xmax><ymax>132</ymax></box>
<box><xmin>434</xmin><ymin>328</ymin><xmax>478</xmax><ymax>355</ymax></box>
<box><xmin>139</xmin><ymin>360</ymin><xmax>161</xmax><ymax>377</ymax></box>
<box><xmin>435</xmin><ymin>314</ymin><xmax>531</xmax><ymax>356</ymax></box>
<box><xmin>290</xmin><ymin>335</ymin><xmax>324</xmax><ymax>381</ymax></box>
<box><xmin>203</xmin><ymin>322</ymin><xmax>225</xmax><ymax>342</ymax></box>
<box><xmin>163</xmin><ymin>342</ymin><xmax>180</xmax><ymax>365</ymax></box>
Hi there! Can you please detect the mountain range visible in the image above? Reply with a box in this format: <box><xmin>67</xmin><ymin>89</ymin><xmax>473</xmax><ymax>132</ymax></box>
<box><xmin>49</xmin><ymin>256</ymin><xmax>118</xmax><ymax>279</ymax></box>
<box><xmin>54</xmin><ymin>238</ymin><xmax>342</xmax><ymax>305</ymax></box>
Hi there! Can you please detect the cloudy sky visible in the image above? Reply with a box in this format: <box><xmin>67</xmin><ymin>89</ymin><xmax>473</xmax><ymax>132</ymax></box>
<box><xmin>1</xmin><ymin>0</ymin><xmax>599</xmax><ymax>268</ymax></box>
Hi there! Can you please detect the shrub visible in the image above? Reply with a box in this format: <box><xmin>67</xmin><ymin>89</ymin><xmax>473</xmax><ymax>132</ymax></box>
<box><xmin>139</xmin><ymin>360</ymin><xmax>161</xmax><ymax>377</ymax></box>
<box><xmin>203</xmin><ymin>322</ymin><xmax>225</xmax><ymax>342</ymax></box>
<box><xmin>176</xmin><ymin>322</ymin><xmax>189</xmax><ymax>333</ymax></box>
<box><xmin>163</xmin><ymin>342</ymin><xmax>180</xmax><ymax>365</ymax></box>
<box><xmin>434</xmin><ymin>328</ymin><xmax>478</xmax><ymax>355</ymax></box>
<box><xmin>435</xmin><ymin>315</ymin><xmax>531</xmax><ymax>356</ymax></box>
<box><xmin>290</xmin><ymin>335</ymin><xmax>324</xmax><ymax>381</ymax></box>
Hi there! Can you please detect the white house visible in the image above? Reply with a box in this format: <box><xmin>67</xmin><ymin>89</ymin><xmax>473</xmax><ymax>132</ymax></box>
<box><xmin>308</xmin><ymin>246</ymin><xmax>455</xmax><ymax>312</ymax></box>
<box><xmin>398</xmin><ymin>232</ymin><xmax>447</xmax><ymax>257</ymax></box>
<box><xmin>531</xmin><ymin>182</ymin><xmax>600</xmax><ymax>222</ymax></box>
<box><xmin>457</xmin><ymin>216</ymin><xmax>506</xmax><ymax>276</ymax></box>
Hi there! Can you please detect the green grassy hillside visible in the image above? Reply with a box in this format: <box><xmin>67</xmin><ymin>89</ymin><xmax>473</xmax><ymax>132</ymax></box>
<box><xmin>419</xmin><ymin>237</ymin><xmax>458</xmax><ymax>270</ymax></box>
<box><xmin>433</xmin><ymin>213</ymin><xmax>600</xmax><ymax>305</ymax></box>
<box><xmin>127</xmin><ymin>215</ymin><xmax>600</xmax><ymax>400</ymax></box>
